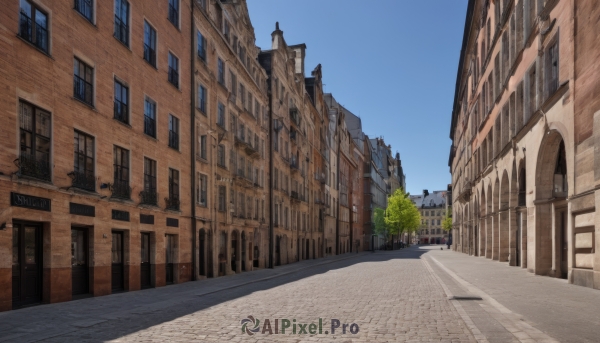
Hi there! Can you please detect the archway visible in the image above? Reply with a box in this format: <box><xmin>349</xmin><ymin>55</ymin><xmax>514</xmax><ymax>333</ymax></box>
<box><xmin>253</xmin><ymin>229</ymin><xmax>260</xmax><ymax>268</ymax></box>
<box><xmin>479</xmin><ymin>188</ymin><xmax>486</xmax><ymax>257</ymax></box>
<box><xmin>486</xmin><ymin>183</ymin><xmax>493</xmax><ymax>258</ymax></box>
<box><xmin>492</xmin><ymin>179</ymin><xmax>500</xmax><ymax>260</ymax></box>
<box><xmin>275</xmin><ymin>235</ymin><xmax>281</xmax><ymax>266</ymax></box>
<box><xmin>241</xmin><ymin>231</ymin><xmax>247</xmax><ymax>272</ymax></box>
<box><xmin>535</xmin><ymin>132</ymin><xmax>568</xmax><ymax>278</ymax></box>
<box><xmin>516</xmin><ymin>162</ymin><xmax>527</xmax><ymax>268</ymax></box>
<box><xmin>218</xmin><ymin>231</ymin><xmax>227</xmax><ymax>276</ymax></box>
<box><xmin>499</xmin><ymin>171</ymin><xmax>510</xmax><ymax>262</ymax></box>
<box><xmin>312</xmin><ymin>239</ymin><xmax>316</xmax><ymax>259</ymax></box>
<box><xmin>231</xmin><ymin>230</ymin><xmax>239</xmax><ymax>273</ymax></box>
<box><xmin>199</xmin><ymin>229</ymin><xmax>207</xmax><ymax>276</ymax></box>
<box><xmin>508</xmin><ymin>163</ymin><xmax>519</xmax><ymax>267</ymax></box>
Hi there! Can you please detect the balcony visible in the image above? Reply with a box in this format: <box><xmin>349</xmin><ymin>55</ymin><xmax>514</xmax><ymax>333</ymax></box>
<box><xmin>289</xmin><ymin>107</ymin><xmax>301</xmax><ymax>127</ymax></box>
<box><xmin>16</xmin><ymin>153</ymin><xmax>50</xmax><ymax>181</ymax></box>
<box><xmin>290</xmin><ymin>129</ymin><xmax>297</xmax><ymax>143</ymax></box>
<box><xmin>68</xmin><ymin>171</ymin><xmax>95</xmax><ymax>192</ymax></box>
<box><xmin>165</xmin><ymin>195</ymin><xmax>180</xmax><ymax>211</ymax></box>
<box><xmin>139</xmin><ymin>189</ymin><xmax>158</xmax><ymax>206</ymax></box>
<box><xmin>290</xmin><ymin>159</ymin><xmax>299</xmax><ymax>173</ymax></box>
<box><xmin>314</xmin><ymin>173</ymin><xmax>326</xmax><ymax>184</ymax></box>
<box><xmin>291</xmin><ymin>191</ymin><xmax>300</xmax><ymax>203</ymax></box>
<box><xmin>109</xmin><ymin>180</ymin><xmax>131</xmax><ymax>199</ymax></box>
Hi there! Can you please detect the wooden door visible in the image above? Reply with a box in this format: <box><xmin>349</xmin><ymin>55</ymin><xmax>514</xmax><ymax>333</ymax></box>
<box><xmin>71</xmin><ymin>228</ymin><xmax>89</xmax><ymax>296</ymax></box>
<box><xmin>111</xmin><ymin>232</ymin><xmax>124</xmax><ymax>292</ymax></box>
<box><xmin>141</xmin><ymin>233</ymin><xmax>151</xmax><ymax>289</ymax></box>
<box><xmin>12</xmin><ymin>223</ymin><xmax>42</xmax><ymax>308</ymax></box>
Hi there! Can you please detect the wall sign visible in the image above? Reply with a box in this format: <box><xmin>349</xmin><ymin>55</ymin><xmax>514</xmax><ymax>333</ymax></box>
<box><xmin>11</xmin><ymin>192</ymin><xmax>51</xmax><ymax>211</ymax></box>
<box><xmin>166</xmin><ymin>217</ymin><xmax>179</xmax><ymax>227</ymax></box>
<box><xmin>140</xmin><ymin>214</ymin><xmax>154</xmax><ymax>224</ymax></box>
<box><xmin>112</xmin><ymin>209</ymin><xmax>130</xmax><ymax>222</ymax></box>
<box><xmin>69</xmin><ymin>202</ymin><xmax>95</xmax><ymax>217</ymax></box>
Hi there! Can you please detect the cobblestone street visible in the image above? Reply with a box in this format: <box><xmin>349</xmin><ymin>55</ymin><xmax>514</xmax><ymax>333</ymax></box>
<box><xmin>2</xmin><ymin>246</ymin><xmax>600</xmax><ymax>342</ymax></box>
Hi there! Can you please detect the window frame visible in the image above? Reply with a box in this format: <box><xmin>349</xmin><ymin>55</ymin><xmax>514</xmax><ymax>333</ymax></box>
<box><xmin>142</xmin><ymin>157</ymin><xmax>157</xmax><ymax>205</ymax></box>
<box><xmin>74</xmin><ymin>0</ymin><xmax>94</xmax><ymax>23</ymax></box>
<box><xmin>112</xmin><ymin>145</ymin><xmax>131</xmax><ymax>199</ymax></box>
<box><xmin>143</xmin><ymin>20</ymin><xmax>157</xmax><ymax>67</ymax></box>
<box><xmin>144</xmin><ymin>97</ymin><xmax>157</xmax><ymax>138</ymax></box>
<box><xmin>114</xmin><ymin>0</ymin><xmax>130</xmax><ymax>46</ymax></box>
<box><xmin>168</xmin><ymin>168</ymin><xmax>180</xmax><ymax>210</ymax></box>
<box><xmin>18</xmin><ymin>100</ymin><xmax>51</xmax><ymax>181</ymax></box>
<box><xmin>168</xmin><ymin>0</ymin><xmax>179</xmax><ymax>28</ymax></box>
<box><xmin>114</xmin><ymin>78</ymin><xmax>129</xmax><ymax>124</ymax></box>
<box><xmin>168</xmin><ymin>51</ymin><xmax>179</xmax><ymax>88</ymax></box>
<box><xmin>197</xmin><ymin>30</ymin><xmax>206</xmax><ymax>62</ymax></box>
<box><xmin>19</xmin><ymin>0</ymin><xmax>50</xmax><ymax>53</ymax></box>
<box><xmin>198</xmin><ymin>84</ymin><xmax>207</xmax><ymax>114</ymax></box>
<box><xmin>168</xmin><ymin>114</ymin><xmax>179</xmax><ymax>150</ymax></box>
<box><xmin>73</xmin><ymin>57</ymin><xmax>94</xmax><ymax>106</ymax></box>
<box><xmin>73</xmin><ymin>130</ymin><xmax>95</xmax><ymax>191</ymax></box>
<box><xmin>197</xmin><ymin>173</ymin><xmax>207</xmax><ymax>207</ymax></box>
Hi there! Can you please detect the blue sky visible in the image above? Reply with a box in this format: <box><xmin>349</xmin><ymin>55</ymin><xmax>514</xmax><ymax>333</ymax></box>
<box><xmin>247</xmin><ymin>0</ymin><xmax>468</xmax><ymax>195</ymax></box>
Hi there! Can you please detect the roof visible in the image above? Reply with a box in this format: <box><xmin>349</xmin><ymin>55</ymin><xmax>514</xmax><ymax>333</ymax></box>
<box><xmin>410</xmin><ymin>190</ymin><xmax>447</xmax><ymax>209</ymax></box>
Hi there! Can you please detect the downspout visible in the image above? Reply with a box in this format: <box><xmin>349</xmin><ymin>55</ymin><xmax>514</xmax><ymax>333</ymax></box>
<box><xmin>268</xmin><ymin>54</ymin><xmax>274</xmax><ymax>269</ymax></box>
<box><xmin>335</xmin><ymin>115</ymin><xmax>341</xmax><ymax>255</ymax></box>
<box><xmin>189</xmin><ymin>0</ymin><xmax>196</xmax><ymax>281</ymax></box>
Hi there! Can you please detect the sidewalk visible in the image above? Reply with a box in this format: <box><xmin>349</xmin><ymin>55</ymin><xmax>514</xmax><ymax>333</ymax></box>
<box><xmin>0</xmin><ymin>252</ymin><xmax>369</xmax><ymax>343</ymax></box>
<box><xmin>423</xmin><ymin>246</ymin><xmax>600</xmax><ymax>343</ymax></box>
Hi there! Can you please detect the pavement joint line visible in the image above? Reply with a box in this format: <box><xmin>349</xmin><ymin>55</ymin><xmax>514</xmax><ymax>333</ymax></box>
<box><xmin>421</xmin><ymin>257</ymin><xmax>488</xmax><ymax>343</ymax></box>
<box><xmin>428</xmin><ymin>254</ymin><xmax>559</xmax><ymax>343</ymax></box>
<box><xmin>194</xmin><ymin>251</ymin><xmax>374</xmax><ymax>298</ymax></box>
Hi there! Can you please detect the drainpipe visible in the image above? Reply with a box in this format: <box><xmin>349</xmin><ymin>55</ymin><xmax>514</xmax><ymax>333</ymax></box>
<box><xmin>335</xmin><ymin>115</ymin><xmax>341</xmax><ymax>255</ymax></box>
<box><xmin>189</xmin><ymin>0</ymin><xmax>196</xmax><ymax>281</ymax></box>
<box><xmin>268</xmin><ymin>58</ymin><xmax>274</xmax><ymax>269</ymax></box>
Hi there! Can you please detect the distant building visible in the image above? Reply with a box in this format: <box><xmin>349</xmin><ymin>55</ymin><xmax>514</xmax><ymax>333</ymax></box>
<box><xmin>411</xmin><ymin>190</ymin><xmax>448</xmax><ymax>244</ymax></box>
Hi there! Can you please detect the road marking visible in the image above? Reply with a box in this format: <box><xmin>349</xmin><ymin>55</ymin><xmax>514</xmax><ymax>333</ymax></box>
<box><xmin>427</xmin><ymin>255</ymin><xmax>559</xmax><ymax>343</ymax></box>
<box><xmin>422</xmin><ymin>258</ymin><xmax>489</xmax><ymax>343</ymax></box>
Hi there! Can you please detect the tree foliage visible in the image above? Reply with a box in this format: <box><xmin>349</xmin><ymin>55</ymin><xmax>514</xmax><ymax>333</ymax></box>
<box><xmin>373</xmin><ymin>207</ymin><xmax>388</xmax><ymax>236</ymax></box>
<box><xmin>384</xmin><ymin>189</ymin><xmax>421</xmax><ymax>238</ymax></box>
<box><xmin>442</xmin><ymin>211</ymin><xmax>453</xmax><ymax>231</ymax></box>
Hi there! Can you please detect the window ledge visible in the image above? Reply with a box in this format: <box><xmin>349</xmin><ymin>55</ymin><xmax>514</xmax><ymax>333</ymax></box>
<box><xmin>138</xmin><ymin>203</ymin><xmax>161</xmax><ymax>211</ymax></box>
<box><xmin>114</xmin><ymin>118</ymin><xmax>132</xmax><ymax>129</ymax></box>
<box><xmin>16</xmin><ymin>35</ymin><xmax>53</xmax><ymax>59</ymax></box>
<box><xmin>113</xmin><ymin>36</ymin><xmax>132</xmax><ymax>51</ymax></box>
<box><xmin>108</xmin><ymin>197</ymin><xmax>134</xmax><ymax>205</ymax></box>
<box><xmin>72</xmin><ymin>97</ymin><xmax>96</xmax><ymax>111</ymax></box>
<box><xmin>73</xmin><ymin>9</ymin><xmax>97</xmax><ymax>28</ymax></box>
<box><xmin>143</xmin><ymin>133</ymin><xmax>159</xmax><ymax>142</ymax></box>
<box><xmin>165</xmin><ymin>208</ymin><xmax>182</xmax><ymax>214</ymax></box>
<box><xmin>168</xmin><ymin>145</ymin><xmax>181</xmax><ymax>153</ymax></box>
<box><xmin>196</xmin><ymin>108</ymin><xmax>207</xmax><ymax>117</ymax></box>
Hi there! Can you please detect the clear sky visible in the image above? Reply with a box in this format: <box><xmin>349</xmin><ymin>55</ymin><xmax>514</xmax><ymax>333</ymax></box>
<box><xmin>247</xmin><ymin>0</ymin><xmax>468</xmax><ymax>196</ymax></box>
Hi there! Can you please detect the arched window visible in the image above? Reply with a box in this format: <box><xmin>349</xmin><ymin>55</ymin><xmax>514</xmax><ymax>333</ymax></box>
<box><xmin>553</xmin><ymin>141</ymin><xmax>567</xmax><ymax>197</ymax></box>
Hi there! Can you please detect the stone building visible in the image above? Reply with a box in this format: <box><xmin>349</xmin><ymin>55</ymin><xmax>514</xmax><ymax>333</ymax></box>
<box><xmin>192</xmin><ymin>0</ymin><xmax>269</xmax><ymax>278</ymax></box>
<box><xmin>411</xmin><ymin>191</ymin><xmax>448</xmax><ymax>244</ymax></box>
<box><xmin>449</xmin><ymin>0</ymin><xmax>600</xmax><ymax>289</ymax></box>
<box><xmin>0</xmin><ymin>0</ymin><xmax>193</xmax><ymax>311</ymax></box>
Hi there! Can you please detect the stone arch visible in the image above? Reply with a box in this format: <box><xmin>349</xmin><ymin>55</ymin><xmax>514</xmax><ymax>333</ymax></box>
<box><xmin>486</xmin><ymin>182</ymin><xmax>493</xmax><ymax>258</ymax></box>
<box><xmin>218</xmin><ymin>231</ymin><xmax>228</xmax><ymax>276</ymax></box>
<box><xmin>231</xmin><ymin>230</ymin><xmax>240</xmax><ymax>273</ymax></box>
<box><xmin>492</xmin><ymin>178</ymin><xmax>500</xmax><ymax>260</ymax></box>
<box><xmin>473</xmin><ymin>193</ymin><xmax>480</xmax><ymax>256</ymax></box>
<box><xmin>534</xmin><ymin>130</ymin><xmax>569</xmax><ymax>278</ymax></box>
<box><xmin>499</xmin><ymin>170</ymin><xmax>510</xmax><ymax>262</ymax></box>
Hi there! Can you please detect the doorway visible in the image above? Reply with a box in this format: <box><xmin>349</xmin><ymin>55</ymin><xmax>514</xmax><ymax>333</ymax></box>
<box><xmin>111</xmin><ymin>231</ymin><xmax>124</xmax><ymax>292</ymax></box>
<box><xmin>231</xmin><ymin>231</ymin><xmax>238</xmax><ymax>273</ymax></box>
<box><xmin>241</xmin><ymin>232</ymin><xmax>246</xmax><ymax>272</ymax></box>
<box><xmin>559</xmin><ymin>210</ymin><xmax>568</xmax><ymax>279</ymax></box>
<box><xmin>199</xmin><ymin>229</ymin><xmax>206</xmax><ymax>276</ymax></box>
<box><xmin>12</xmin><ymin>223</ymin><xmax>42</xmax><ymax>308</ymax></box>
<box><xmin>141</xmin><ymin>233</ymin><xmax>152</xmax><ymax>289</ymax></box>
<box><xmin>71</xmin><ymin>227</ymin><xmax>89</xmax><ymax>296</ymax></box>
<box><xmin>165</xmin><ymin>234</ymin><xmax>175</xmax><ymax>284</ymax></box>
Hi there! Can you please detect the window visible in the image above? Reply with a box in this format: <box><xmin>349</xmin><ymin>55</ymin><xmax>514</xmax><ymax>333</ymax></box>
<box><xmin>75</xmin><ymin>0</ymin><xmax>93</xmax><ymax>22</ymax></box>
<box><xmin>142</xmin><ymin>157</ymin><xmax>157</xmax><ymax>205</ymax></box>
<box><xmin>168</xmin><ymin>0</ymin><xmax>179</xmax><ymax>27</ymax></box>
<box><xmin>74</xmin><ymin>58</ymin><xmax>94</xmax><ymax>106</ymax></box>
<box><xmin>199</xmin><ymin>135</ymin><xmax>207</xmax><ymax>160</ymax></box>
<box><xmin>240</xmin><ymin>83</ymin><xmax>246</xmax><ymax>108</ymax></box>
<box><xmin>114</xmin><ymin>0</ymin><xmax>129</xmax><ymax>45</ymax></box>
<box><xmin>168</xmin><ymin>52</ymin><xmax>179</xmax><ymax>88</ymax></box>
<box><xmin>198</xmin><ymin>85</ymin><xmax>207</xmax><ymax>114</ymax></box>
<box><xmin>169</xmin><ymin>114</ymin><xmax>179</xmax><ymax>149</ymax></box>
<box><xmin>114</xmin><ymin>79</ymin><xmax>128</xmax><ymax>123</ymax></box>
<box><xmin>546</xmin><ymin>41</ymin><xmax>559</xmax><ymax>97</ymax></box>
<box><xmin>230</xmin><ymin>71</ymin><xmax>237</xmax><ymax>97</ymax></box>
<box><xmin>144</xmin><ymin>21</ymin><xmax>157</xmax><ymax>67</ymax></box>
<box><xmin>18</xmin><ymin>101</ymin><xmax>51</xmax><ymax>181</ymax></box>
<box><xmin>197</xmin><ymin>30</ymin><xmax>206</xmax><ymax>61</ymax></box>
<box><xmin>218</xmin><ymin>186</ymin><xmax>226</xmax><ymax>211</ymax></box>
<box><xmin>197</xmin><ymin>173</ymin><xmax>207</xmax><ymax>207</ymax></box>
<box><xmin>19</xmin><ymin>0</ymin><xmax>49</xmax><ymax>53</ymax></box>
<box><xmin>73</xmin><ymin>130</ymin><xmax>95</xmax><ymax>191</ymax></box>
<box><xmin>217</xmin><ymin>102</ymin><xmax>225</xmax><ymax>128</ymax></box>
<box><xmin>144</xmin><ymin>98</ymin><xmax>156</xmax><ymax>138</ymax></box>
<box><xmin>218</xmin><ymin>58</ymin><xmax>225</xmax><ymax>85</ymax></box>
<box><xmin>167</xmin><ymin>168</ymin><xmax>179</xmax><ymax>210</ymax></box>
<box><xmin>112</xmin><ymin>146</ymin><xmax>130</xmax><ymax>199</ymax></box>
<box><xmin>217</xmin><ymin>144</ymin><xmax>225</xmax><ymax>167</ymax></box>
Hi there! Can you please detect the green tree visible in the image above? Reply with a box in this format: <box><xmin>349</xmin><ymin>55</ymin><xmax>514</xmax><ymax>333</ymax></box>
<box><xmin>373</xmin><ymin>207</ymin><xmax>389</xmax><ymax>238</ymax></box>
<box><xmin>385</xmin><ymin>188</ymin><xmax>421</xmax><ymax>248</ymax></box>
<box><xmin>442</xmin><ymin>211</ymin><xmax>453</xmax><ymax>231</ymax></box>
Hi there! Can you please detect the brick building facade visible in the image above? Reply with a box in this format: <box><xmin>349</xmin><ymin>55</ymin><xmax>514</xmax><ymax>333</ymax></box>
<box><xmin>0</xmin><ymin>0</ymin><xmax>406</xmax><ymax>312</ymax></box>
<box><xmin>450</xmin><ymin>0</ymin><xmax>600</xmax><ymax>290</ymax></box>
